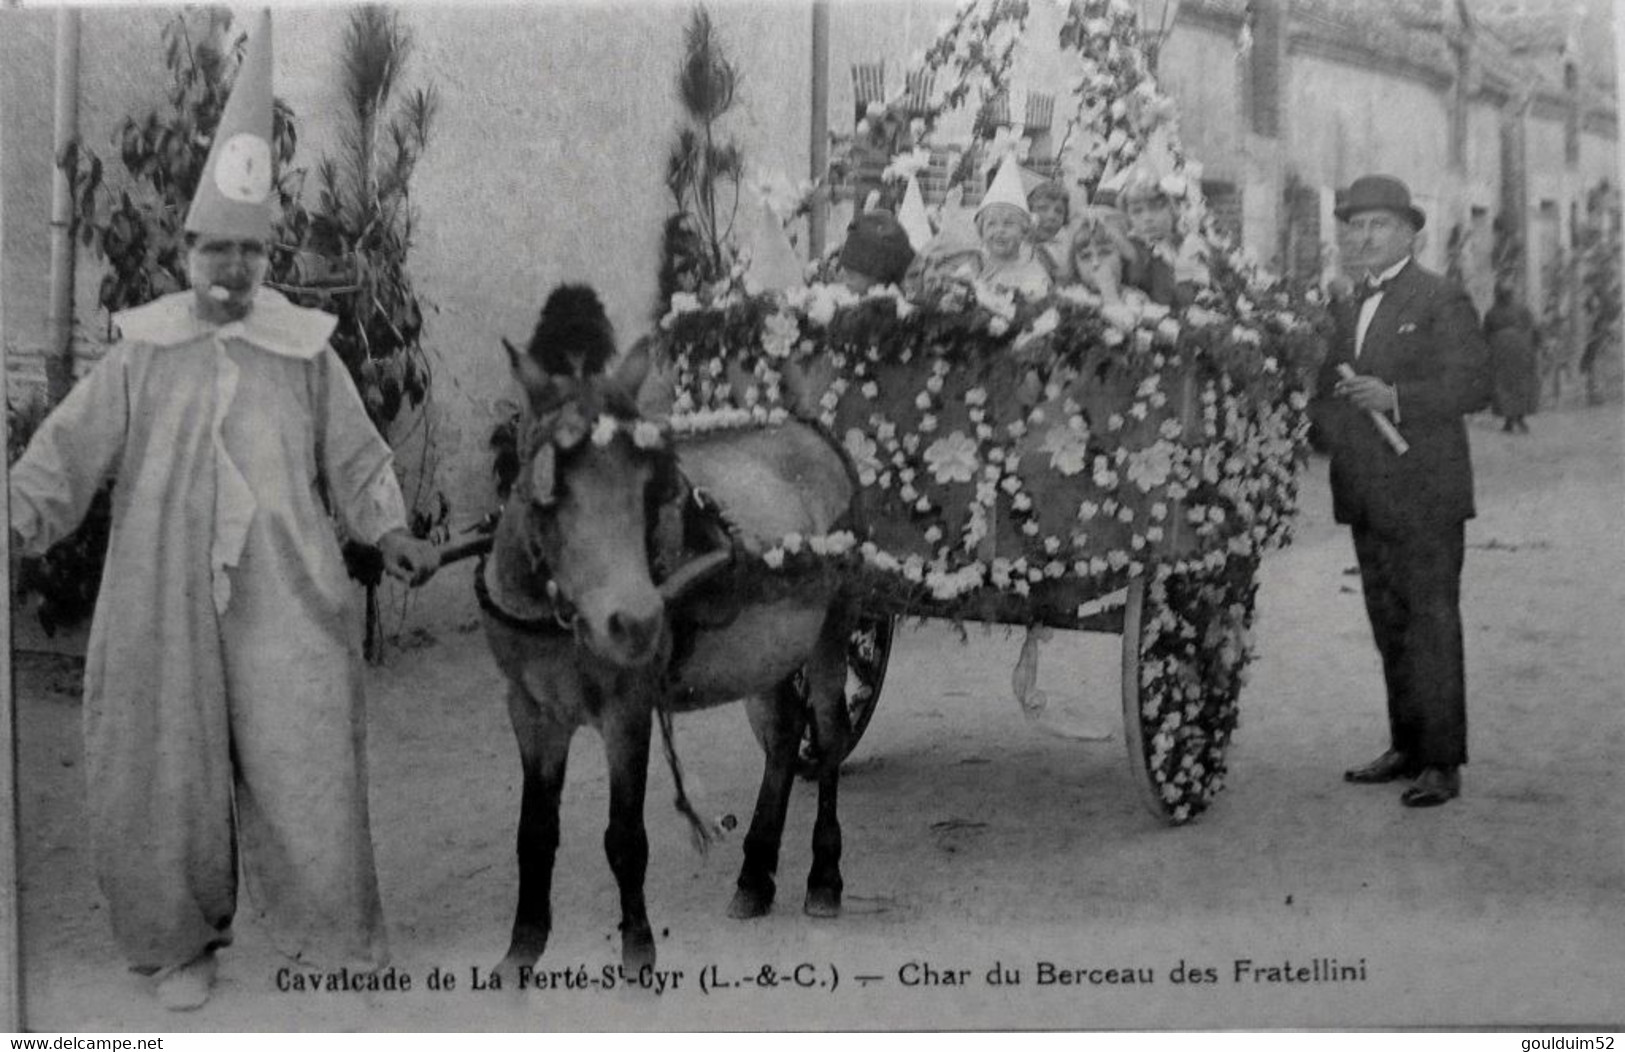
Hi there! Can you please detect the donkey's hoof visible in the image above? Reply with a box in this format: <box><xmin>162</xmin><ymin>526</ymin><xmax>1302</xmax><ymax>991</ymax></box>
<box><xmin>803</xmin><ymin>885</ymin><xmax>842</xmax><ymax>918</ymax></box>
<box><xmin>727</xmin><ymin>884</ymin><xmax>774</xmax><ymax>920</ymax></box>
<box><xmin>621</xmin><ymin>928</ymin><xmax>656</xmax><ymax>973</ymax></box>
<box><xmin>491</xmin><ymin>952</ymin><xmax>537</xmax><ymax>991</ymax></box>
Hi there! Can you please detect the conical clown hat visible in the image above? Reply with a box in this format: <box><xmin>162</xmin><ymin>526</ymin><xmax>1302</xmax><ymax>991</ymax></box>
<box><xmin>976</xmin><ymin>153</ymin><xmax>1030</xmax><ymax>224</ymax></box>
<box><xmin>897</xmin><ymin>174</ymin><xmax>935</xmax><ymax>251</ymax></box>
<box><xmin>185</xmin><ymin>9</ymin><xmax>275</xmax><ymax>240</ymax></box>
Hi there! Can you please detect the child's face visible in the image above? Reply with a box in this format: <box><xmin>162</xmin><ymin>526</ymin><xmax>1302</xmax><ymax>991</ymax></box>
<box><xmin>923</xmin><ymin>251</ymin><xmax>981</xmax><ymax>292</ymax></box>
<box><xmin>1125</xmin><ymin>194</ymin><xmax>1176</xmax><ymax>244</ymax></box>
<box><xmin>839</xmin><ymin>267</ymin><xmax>878</xmax><ymax>294</ymax></box>
<box><xmin>1031</xmin><ymin>197</ymin><xmax>1067</xmax><ymax>242</ymax></box>
<box><xmin>189</xmin><ymin>237</ymin><xmax>268</xmax><ymax>322</ymax></box>
<box><xmin>1072</xmin><ymin>235</ymin><xmax>1124</xmax><ymax>292</ymax></box>
<box><xmin>978</xmin><ymin>208</ymin><xmax>1030</xmax><ymax>261</ymax></box>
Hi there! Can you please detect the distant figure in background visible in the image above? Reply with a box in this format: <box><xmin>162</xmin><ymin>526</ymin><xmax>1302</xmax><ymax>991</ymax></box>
<box><xmin>1483</xmin><ymin>280</ymin><xmax>1542</xmax><ymax>434</ymax></box>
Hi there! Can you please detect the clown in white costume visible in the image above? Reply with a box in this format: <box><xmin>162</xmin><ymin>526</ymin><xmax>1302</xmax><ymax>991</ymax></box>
<box><xmin>8</xmin><ymin>11</ymin><xmax>439</xmax><ymax>1010</ymax></box>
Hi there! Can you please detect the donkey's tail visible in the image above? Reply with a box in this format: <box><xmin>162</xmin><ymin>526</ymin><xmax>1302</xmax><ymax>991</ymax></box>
<box><xmin>656</xmin><ymin>703</ymin><xmax>719</xmax><ymax>855</ymax></box>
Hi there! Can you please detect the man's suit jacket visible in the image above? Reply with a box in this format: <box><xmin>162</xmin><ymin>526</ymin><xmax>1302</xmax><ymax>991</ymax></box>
<box><xmin>1310</xmin><ymin>260</ymin><xmax>1491</xmax><ymax>536</ymax></box>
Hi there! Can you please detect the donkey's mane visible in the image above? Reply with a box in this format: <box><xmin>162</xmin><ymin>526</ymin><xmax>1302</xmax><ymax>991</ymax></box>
<box><xmin>527</xmin><ymin>284</ymin><xmax>616</xmax><ymax>379</ymax></box>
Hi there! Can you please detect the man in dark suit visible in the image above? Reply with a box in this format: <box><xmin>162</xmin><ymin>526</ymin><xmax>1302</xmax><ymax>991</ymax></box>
<box><xmin>1312</xmin><ymin>175</ymin><xmax>1491</xmax><ymax>807</ymax></box>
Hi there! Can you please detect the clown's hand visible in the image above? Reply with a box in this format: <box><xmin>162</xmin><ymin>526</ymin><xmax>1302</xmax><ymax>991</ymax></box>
<box><xmin>378</xmin><ymin>529</ymin><xmax>441</xmax><ymax>587</ymax></box>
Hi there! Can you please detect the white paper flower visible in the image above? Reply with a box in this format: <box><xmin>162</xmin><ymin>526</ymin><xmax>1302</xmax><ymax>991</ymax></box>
<box><xmin>1126</xmin><ymin>442</ymin><xmax>1175</xmax><ymax>491</ymax></box>
<box><xmin>761</xmin><ymin>311</ymin><xmax>800</xmax><ymax>359</ymax></box>
<box><xmin>924</xmin><ymin>431</ymin><xmax>979</xmax><ymax>484</ymax></box>
<box><xmin>1041</xmin><ymin>425</ymin><xmax>1090</xmax><ymax>477</ymax></box>
<box><xmin>844</xmin><ymin>428</ymin><xmax>881</xmax><ymax>480</ymax></box>
<box><xmin>632</xmin><ymin>421</ymin><xmax>664</xmax><ymax>450</ymax></box>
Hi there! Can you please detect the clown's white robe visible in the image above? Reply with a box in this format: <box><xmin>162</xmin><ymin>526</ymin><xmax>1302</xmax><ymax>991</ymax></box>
<box><xmin>10</xmin><ymin>290</ymin><xmax>406</xmax><ymax>970</ymax></box>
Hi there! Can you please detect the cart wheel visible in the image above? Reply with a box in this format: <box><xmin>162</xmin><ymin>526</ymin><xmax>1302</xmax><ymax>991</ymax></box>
<box><xmin>793</xmin><ymin>613</ymin><xmax>894</xmax><ymax>775</ymax></box>
<box><xmin>1119</xmin><ymin>576</ymin><xmax>1177</xmax><ymax>824</ymax></box>
<box><xmin>1122</xmin><ymin>561</ymin><xmax>1256</xmax><ymax>825</ymax></box>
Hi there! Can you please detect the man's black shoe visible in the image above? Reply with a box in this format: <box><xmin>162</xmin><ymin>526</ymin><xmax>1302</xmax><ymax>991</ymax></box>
<box><xmin>1400</xmin><ymin>766</ymin><xmax>1460</xmax><ymax>808</ymax></box>
<box><xmin>1343</xmin><ymin>749</ymin><xmax>1417</xmax><ymax>784</ymax></box>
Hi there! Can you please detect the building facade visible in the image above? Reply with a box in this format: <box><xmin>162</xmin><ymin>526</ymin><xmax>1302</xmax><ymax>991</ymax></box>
<box><xmin>2</xmin><ymin>0</ymin><xmax>1618</xmax><ymax>527</ymax></box>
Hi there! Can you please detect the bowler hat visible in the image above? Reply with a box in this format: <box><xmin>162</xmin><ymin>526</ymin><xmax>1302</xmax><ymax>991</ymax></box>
<box><xmin>1335</xmin><ymin>175</ymin><xmax>1425</xmax><ymax>230</ymax></box>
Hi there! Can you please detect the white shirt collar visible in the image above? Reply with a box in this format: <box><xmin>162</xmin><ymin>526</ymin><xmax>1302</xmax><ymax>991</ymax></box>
<box><xmin>112</xmin><ymin>288</ymin><xmax>337</xmax><ymax>359</ymax></box>
<box><xmin>1371</xmin><ymin>256</ymin><xmax>1411</xmax><ymax>287</ymax></box>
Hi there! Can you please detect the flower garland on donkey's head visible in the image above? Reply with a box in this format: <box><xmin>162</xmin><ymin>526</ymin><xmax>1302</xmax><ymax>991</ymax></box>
<box><xmin>650</xmin><ymin>0</ymin><xmax>1326</xmax><ymax>823</ymax></box>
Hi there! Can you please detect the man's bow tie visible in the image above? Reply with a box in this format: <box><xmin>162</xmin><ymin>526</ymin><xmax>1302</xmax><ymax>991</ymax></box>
<box><xmin>1356</xmin><ymin>277</ymin><xmax>1389</xmax><ymax>303</ymax></box>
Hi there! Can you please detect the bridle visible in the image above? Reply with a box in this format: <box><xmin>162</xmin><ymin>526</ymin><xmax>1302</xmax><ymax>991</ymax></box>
<box><xmin>473</xmin><ymin>407</ymin><xmax>734</xmax><ymax>641</ymax></box>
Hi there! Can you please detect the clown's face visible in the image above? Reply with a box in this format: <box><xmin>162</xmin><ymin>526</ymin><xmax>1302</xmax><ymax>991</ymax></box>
<box><xmin>188</xmin><ymin>237</ymin><xmax>268</xmax><ymax>323</ymax></box>
<box><xmin>978</xmin><ymin>207</ymin><xmax>1030</xmax><ymax>262</ymax></box>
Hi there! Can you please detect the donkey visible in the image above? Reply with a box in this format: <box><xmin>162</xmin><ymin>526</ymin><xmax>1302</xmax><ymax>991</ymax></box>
<box><xmin>480</xmin><ymin>285</ymin><xmax>857</xmax><ymax>978</ymax></box>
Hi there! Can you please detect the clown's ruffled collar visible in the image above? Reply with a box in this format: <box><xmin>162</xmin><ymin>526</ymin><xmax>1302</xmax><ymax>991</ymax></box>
<box><xmin>113</xmin><ymin>288</ymin><xmax>337</xmax><ymax>360</ymax></box>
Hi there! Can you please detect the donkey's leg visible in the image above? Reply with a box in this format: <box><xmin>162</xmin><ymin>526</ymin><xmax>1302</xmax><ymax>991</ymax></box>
<box><xmin>803</xmin><ymin>612</ymin><xmax>853</xmax><ymax>918</ymax></box>
<box><xmin>729</xmin><ymin>680</ymin><xmax>808</xmax><ymax>920</ymax></box>
<box><xmin>498</xmin><ymin>685</ymin><xmax>575</xmax><ymax>979</ymax></box>
<box><xmin>601</xmin><ymin>693</ymin><xmax>656</xmax><ymax>972</ymax></box>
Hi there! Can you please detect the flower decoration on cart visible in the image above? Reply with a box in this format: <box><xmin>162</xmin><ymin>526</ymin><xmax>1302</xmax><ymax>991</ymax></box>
<box><xmin>653</xmin><ymin>264</ymin><xmax>1323</xmax><ymax>820</ymax></box>
<box><xmin>639</xmin><ymin>0</ymin><xmax>1329</xmax><ymax>824</ymax></box>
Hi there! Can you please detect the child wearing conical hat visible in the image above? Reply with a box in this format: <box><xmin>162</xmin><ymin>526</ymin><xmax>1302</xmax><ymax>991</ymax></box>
<box><xmin>903</xmin><ymin>227</ymin><xmax>984</xmax><ymax>311</ymax></box>
<box><xmin>974</xmin><ymin>156</ymin><xmax>1052</xmax><ymax>299</ymax></box>
<box><xmin>7</xmin><ymin>11</ymin><xmax>439</xmax><ymax>1011</ymax></box>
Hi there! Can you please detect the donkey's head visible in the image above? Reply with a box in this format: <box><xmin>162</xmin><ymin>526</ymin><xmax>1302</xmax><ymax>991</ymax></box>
<box><xmin>503</xmin><ymin>285</ymin><xmax>675</xmax><ymax>668</ymax></box>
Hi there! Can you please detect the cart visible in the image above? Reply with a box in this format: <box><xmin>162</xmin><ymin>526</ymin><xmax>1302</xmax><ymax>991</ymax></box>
<box><xmin>654</xmin><ymin>286</ymin><xmax>1319</xmax><ymax>824</ymax></box>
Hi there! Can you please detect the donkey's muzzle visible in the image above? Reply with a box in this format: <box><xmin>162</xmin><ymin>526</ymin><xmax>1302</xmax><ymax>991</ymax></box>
<box><xmin>605</xmin><ymin>609</ymin><xmax>664</xmax><ymax>665</ymax></box>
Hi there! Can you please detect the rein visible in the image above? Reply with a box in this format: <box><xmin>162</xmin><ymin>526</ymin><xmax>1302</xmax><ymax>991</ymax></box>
<box><xmin>473</xmin><ymin>555</ymin><xmax>580</xmax><ymax>637</ymax></box>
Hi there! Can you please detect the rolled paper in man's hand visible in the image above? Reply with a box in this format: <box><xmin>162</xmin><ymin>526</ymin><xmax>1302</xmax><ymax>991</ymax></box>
<box><xmin>1336</xmin><ymin>363</ymin><xmax>1410</xmax><ymax>455</ymax></box>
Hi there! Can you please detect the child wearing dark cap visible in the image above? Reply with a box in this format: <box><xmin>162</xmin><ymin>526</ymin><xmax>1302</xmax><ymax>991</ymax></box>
<box><xmin>838</xmin><ymin>210</ymin><xmax>917</xmax><ymax>292</ymax></box>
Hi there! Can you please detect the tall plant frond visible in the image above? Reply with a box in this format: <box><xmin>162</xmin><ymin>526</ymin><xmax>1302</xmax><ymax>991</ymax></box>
<box><xmin>400</xmin><ymin>85</ymin><xmax>439</xmax><ymax>154</ymax></box>
<box><xmin>342</xmin><ymin>5</ymin><xmax>409</xmax><ymax>125</ymax></box>
<box><xmin>677</xmin><ymin>6</ymin><xmax>736</xmax><ymax>121</ymax></box>
<box><xmin>666</xmin><ymin>128</ymin><xmax>700</xmax><ymax>200</ymax></box>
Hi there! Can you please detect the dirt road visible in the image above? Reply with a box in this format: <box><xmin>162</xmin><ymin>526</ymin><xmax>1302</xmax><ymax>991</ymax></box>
<box><xmin>15</xmin><ymin>404</ymin><xmax>1624</xmax><ymax>1030</ymax></box>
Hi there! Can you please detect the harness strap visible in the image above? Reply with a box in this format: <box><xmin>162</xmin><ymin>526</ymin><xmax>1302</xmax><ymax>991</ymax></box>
<box><xmin>473</xmin><ymin>555</ymin><xmax>574</xmax><ymax>636</ymax></box>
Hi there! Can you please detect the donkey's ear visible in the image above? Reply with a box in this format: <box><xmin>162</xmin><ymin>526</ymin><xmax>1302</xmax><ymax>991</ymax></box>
<box><xmin>505</xmin><ymin>337</ymin><xmax>552</xmax><ymax>403</ymax></box>
<box><xmin>611</xmin><ymin>337</ymin><xmax>655</xmax><ymax>400</ymax></box>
